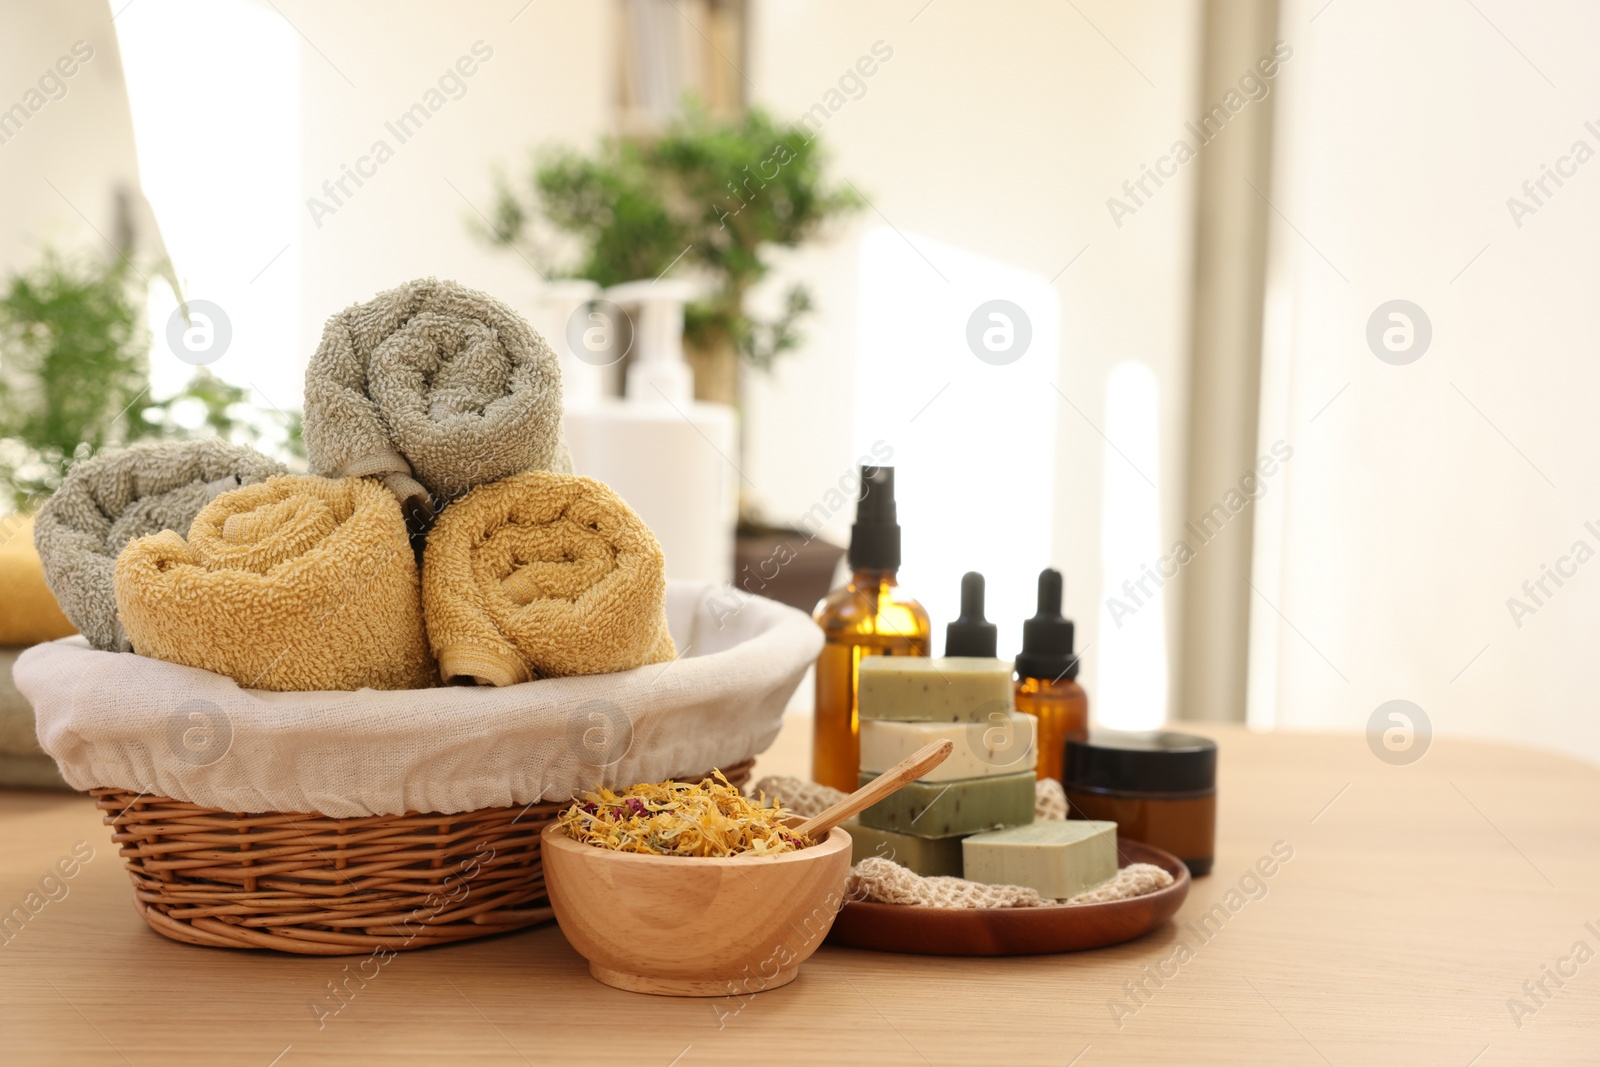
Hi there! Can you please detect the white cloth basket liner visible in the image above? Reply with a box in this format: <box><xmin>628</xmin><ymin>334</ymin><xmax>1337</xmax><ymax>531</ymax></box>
<box><xmin>15</xmin><ymin>582</ymin><xmax>821</xmax><ymax>817</ymax></box>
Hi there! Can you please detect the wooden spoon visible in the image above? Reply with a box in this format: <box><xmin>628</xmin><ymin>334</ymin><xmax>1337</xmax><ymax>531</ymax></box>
<box><xmin>792</xmin><ymin>739</ymin><xmax>954</xmax><ymax>841</ymax></box>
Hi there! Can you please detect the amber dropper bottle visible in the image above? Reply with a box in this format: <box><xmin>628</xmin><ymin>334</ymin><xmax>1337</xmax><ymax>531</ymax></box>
<box><xmin>1014</xmin><ymin>568</ymin><xmax>1088</xmax><ymax>782</ymax></box>
<box><xmin>811</xmin><ymin>466</ymin><xmax>931</xmax><ymax>792</ymax></box>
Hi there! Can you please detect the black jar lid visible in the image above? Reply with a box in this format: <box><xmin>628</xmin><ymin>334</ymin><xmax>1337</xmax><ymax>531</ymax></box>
<box><xmin>1063</xmin><ymin>730</ymin><xmax>1217</xmax><ymax>794</ymax></box>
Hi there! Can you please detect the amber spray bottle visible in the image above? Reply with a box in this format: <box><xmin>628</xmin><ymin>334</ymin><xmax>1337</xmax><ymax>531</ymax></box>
<box><xmin>1014</xmin><ymin>568</ymin><xmax>1087</xmax><ymax>782</ymax></box>
<box><xmin>812</xmin><ymin>466</ymin><xmax>931</xmax><ymax>792</ymax></box>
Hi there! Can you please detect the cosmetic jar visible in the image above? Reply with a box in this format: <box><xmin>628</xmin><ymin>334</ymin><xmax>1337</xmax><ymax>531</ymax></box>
<box><xmin>1063</xmin><ymin>731</ymin><xmax>1217</xmax><ymax>876</ymax></box>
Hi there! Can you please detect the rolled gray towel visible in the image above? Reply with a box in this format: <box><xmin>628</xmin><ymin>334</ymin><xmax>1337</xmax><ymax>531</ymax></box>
<box><xmin>303</xmin><ymin>278</ymin><xmax>571</xmax><ymax>522</ymax></box>
<box><xmin>33</xmin><ymin>439</ymin><xmax>287</xmax><ymax>652</ymax></box>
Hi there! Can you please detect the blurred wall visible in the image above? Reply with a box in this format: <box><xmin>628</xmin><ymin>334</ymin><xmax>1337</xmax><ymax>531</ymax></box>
<box><xmin>1253</xmin><ymin>0</ymin><xmax>1600</xmax><ymax>764</ymax></box>
<box><xmin>284</xmin><ymin>0</ymin><xmax>613</xmax><ymax>372</ymax></box>
<box><xmin>743</xmin><ymin>0</ymin><xmax>1202</xmax><ymax>708</ymax></box>
<box><xmin>2</xmin><ymin>0</ymin><xmax>615</xmax><ymax>435</ymax></box>
<box><xmin>0</xmin><ymin>2</ymin><xmax>142</xmax><ymax>287</ymax></box>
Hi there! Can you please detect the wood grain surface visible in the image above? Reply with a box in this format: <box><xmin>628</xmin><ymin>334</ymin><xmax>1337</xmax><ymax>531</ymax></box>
<box><xmin>2</xmin><ymin>718</ymin><xmax>1598</xmax><ymax>1065</ymax></box>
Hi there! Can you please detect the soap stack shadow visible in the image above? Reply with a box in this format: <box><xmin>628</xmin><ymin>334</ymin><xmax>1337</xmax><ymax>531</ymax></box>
<box><xmin>94</xmin><ymin>758</ymin><xmax>752</xmax><ymax>955</ymax></box>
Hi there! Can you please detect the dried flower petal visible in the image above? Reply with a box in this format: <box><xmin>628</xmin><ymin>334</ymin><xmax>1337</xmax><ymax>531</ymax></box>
<box><xmin>556</xmin><ymin>771</ymin><xmax>810</xmax><ymax>857</ymax></box>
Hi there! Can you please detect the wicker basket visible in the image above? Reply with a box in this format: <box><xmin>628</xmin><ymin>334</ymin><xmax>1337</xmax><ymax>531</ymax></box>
<box><xmin>95</xmin><ymin>758</ymin><xmax>753</xmax><ymax>955</ymax></box>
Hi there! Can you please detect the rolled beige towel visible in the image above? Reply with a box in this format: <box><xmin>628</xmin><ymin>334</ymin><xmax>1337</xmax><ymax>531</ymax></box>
<box><xmin>422</xmin><ymin>471</ymin><xmax>675</xmax><ymax>685</ymax></box>
<box><xmin>114</xmin><ymin>475</ymin><xmax>436</xmax><ymax>692</ymax></box>
<box><xmin>303</xmin><ymin>278</ymin><xmax>571</xmax><ymax>523</ymax></box>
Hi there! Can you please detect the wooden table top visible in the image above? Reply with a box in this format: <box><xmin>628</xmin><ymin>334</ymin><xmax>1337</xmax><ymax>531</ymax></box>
<box><xmin>2</xmin><ymin>717</ymin><xmax>1598</xmax><ymax>1065</ymax></box>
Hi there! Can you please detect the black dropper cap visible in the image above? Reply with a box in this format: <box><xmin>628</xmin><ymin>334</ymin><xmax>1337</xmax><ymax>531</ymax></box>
<box><xmin>945</xmin><ymin>571</ymin><xmax>998</xmax><ymax>658</ymax></box>
<box><xmin>847</xmin><ymin>465</ymin><xmax>901</xmax><ymax>571</ymax></box>
<box><xmin>1015</xmin><ymin>568</ymin><xmax>1078</xmax><ymax>680</ymax></box>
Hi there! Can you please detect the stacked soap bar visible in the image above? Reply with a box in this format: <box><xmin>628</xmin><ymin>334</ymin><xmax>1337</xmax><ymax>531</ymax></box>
<box><xmin>859</xmin><ymin>711</ymin><xmax>1037</xmax><ymax>781</ymax></box>
<box><xmin>856</xmin><ymin>656</ymin><xmax>1015</xmax><ymax>723</ymax></box>
<box><xmin>963</xmin><ymin>820</ymin><xmax>1118</xmax><ymax>899</ymax></box>
<box><xmin>849</xmin><ymin>655</ymin><xmax>1120</xmax><ymax>898</ymax></box>
<box><xmin>856</xmin><ymin>770</ymin><xmax>1036</xmax><ymax>837</ymax></box>
<box><xmin>852</xmin><ymin>656</ymin><xmax>1038</xmax><ymax>875</ymax></box>
<box><xmin>844</xmin><ymin>820</ymin><xmax>964</xmax><ymax>877</ymax></box>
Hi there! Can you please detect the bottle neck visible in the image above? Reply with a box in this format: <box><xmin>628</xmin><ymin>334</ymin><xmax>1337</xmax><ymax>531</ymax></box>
<box><xmin>850</xmin><ymin>567</ymin><xmax>899</xmax><ymax>591</ymax></box>
<box><xmin>1018</xmin><ymin>671</ymin><xmax>1082</xmax><ymax>692</ymax></box>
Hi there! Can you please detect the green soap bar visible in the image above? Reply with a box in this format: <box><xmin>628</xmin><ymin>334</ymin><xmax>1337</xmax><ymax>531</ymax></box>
<box><xmin>844</xmin><ymin>820</ymin><xmax>965</xmax><ymax>877</ymax></box>
<box><xmin>857</xmin><ymin>656</ymin><xmax>1014</xmax><ymax>723</ymax></box>
<box><xmin>857</xmin><ymin>770</ymin><xmax>1036</xmax><ymax>838</ymax></box>
<box><xmin>963</xmin><ymin>820</ymin><xmax>1118</xmax><ymax>900</ymax></box>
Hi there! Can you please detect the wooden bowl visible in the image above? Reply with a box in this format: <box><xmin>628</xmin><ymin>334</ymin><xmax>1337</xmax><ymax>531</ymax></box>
<box><xmin>541</xmin><ymin>822</ymin><xmax>854</xmax><ymax>996</ymax></box>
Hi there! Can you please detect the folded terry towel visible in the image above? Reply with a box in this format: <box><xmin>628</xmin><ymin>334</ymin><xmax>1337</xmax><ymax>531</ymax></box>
<box><xmin>33</xmin><ymin>439</ymin><xmax>287</xmax><ymax>652</ymax></box>
<box><xmin>303</xmin><ymin>278</ymin><xmax>572</xmax><ymax>523</ymax></box>
<box><xmin>423</xmin><ymin>471</ymin><xmax>675</xmax><ymax>685</ymax></box>
<box><xmin>0</xmin><ymin>515</ymin><xmax>76</xmax><ymax>645</ymax></box>
<box><xmin>114</xmin><ymin>475</ymin><xmax>436</xmax><ymax>692</ymax></box>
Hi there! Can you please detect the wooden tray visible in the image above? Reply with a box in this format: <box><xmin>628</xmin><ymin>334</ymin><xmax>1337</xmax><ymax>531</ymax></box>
<box><xmin>826</xmin><ymin>839</ymin><xmax>1191</xmax><ymax>956</ymax></box>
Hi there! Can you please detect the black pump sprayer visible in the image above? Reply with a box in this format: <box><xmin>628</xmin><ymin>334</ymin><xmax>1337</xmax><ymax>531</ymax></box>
<box><xmin>813</xmin><ymin>464</ymin><xmax>931</xmax><ymax>792</ymax></box>
<box><xmin>945</xmin><ymin>571</ymin><xmax>998</xmax><ymax>658</ymax></box>
<box><xmin>847</xmin><ymin>465</ymin><xmax>901</xmax><ymax>571</ymax></box>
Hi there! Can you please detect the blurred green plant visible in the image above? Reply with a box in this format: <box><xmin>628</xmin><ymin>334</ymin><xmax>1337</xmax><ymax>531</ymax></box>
<box><xmin>0</xmin><ymin>252</ymin><xmax>302</xmax><ymax>510</ymax></box>
<box><xmin>481</xmin><ymin>101</ymin><xmax>862</xmax><ymax>404</ymax></box>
